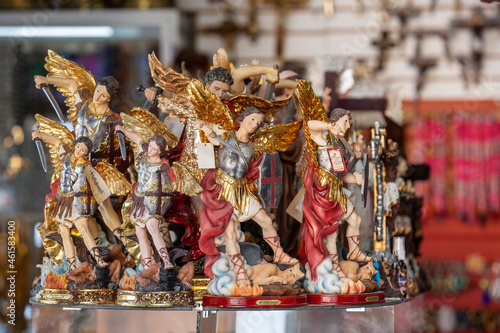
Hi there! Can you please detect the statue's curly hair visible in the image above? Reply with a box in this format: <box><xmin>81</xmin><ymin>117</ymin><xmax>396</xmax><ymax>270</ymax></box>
<box><xmin>147</xmin><ymin>135</ymin><xmax>168</xmax><ymax>157</ymax></box>
<box><xmin>204</xmin><ymin>67</ymin><xmax>234</xmax><ymax>86</ymax></box>
<box><xmin>96</xmin><ymin>76</ymin><xmax>120</xmax><ymax>99</ymax></box>
<box><xmin>328</xmin><ymin>108</ymin><xmax>351</xmax><ymax>123</ymax></box>
<box><xmin>73</xmin><ymin>136</ymin><xmax>93</xmax><ymax>155</ymax></box>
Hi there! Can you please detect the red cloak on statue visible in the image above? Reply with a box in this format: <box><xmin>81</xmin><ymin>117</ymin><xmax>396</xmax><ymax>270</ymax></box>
<box><xmin>299</xmin><ymin>156</ymin><xmax>344</xmax><ymax>282</ymax></box>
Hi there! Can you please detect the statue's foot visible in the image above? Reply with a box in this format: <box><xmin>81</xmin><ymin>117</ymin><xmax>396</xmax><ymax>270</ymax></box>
<box><xmin>330</xmin><ymin>253</ymin><xmax>348</xmax><ymax>279</ymax></box>
<box><xmin>265</xmin><ymin>237</ymin><xmax>298</xmax><ymax>265</ymax></box>
<box><xmin>346</xmin><ymin>234</ymin><xmax>372</xmax><ymax>262</ymax></box>
<box><xmin>229</xmin><ymin>254</ymin><xmax>251</xmax><ymax>286</ymax></box>
<box><xmin>346</xmin><ymin>249</ymin><xmax>372</xmax><ymax>263</ymax></box>
<box><xmin>273</xmin><ymin>251</ymin><xmax>299</xmax><ymax>265</ymax></box>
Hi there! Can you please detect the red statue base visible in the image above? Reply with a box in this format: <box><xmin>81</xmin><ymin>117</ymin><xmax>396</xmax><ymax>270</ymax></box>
<box><xmin>307</xmin><ymin>291</ymin><xmax>386</xmax><ymax>306</ymax></box>
<box><xmin>203</xmin><ymin>295</ymin><xmax>308</xmax><ymax>308</ymax></box>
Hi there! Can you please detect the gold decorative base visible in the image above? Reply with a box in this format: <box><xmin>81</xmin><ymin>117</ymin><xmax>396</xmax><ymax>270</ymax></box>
<box><xmin>37</xmin><ymin>288</ymin><xmax>117</xmax><ymax>305</ymax></box>
<box><xmin>191</xmin><ymin>276</ymin><xmax>210</xmax><ymax>302</ymax></box>
<box><xmin>116</xmin><ymin>290</ymin><xmax>194</xmax><ymax>307</ymax></box>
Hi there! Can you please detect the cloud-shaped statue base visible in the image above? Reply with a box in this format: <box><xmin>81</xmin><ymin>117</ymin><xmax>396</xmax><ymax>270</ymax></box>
<box><xmin>207</xmin><ymin>253</ymin><xmax>252</xmax><ymax>296</ymax></box>
<box><xmin>304</xmin><ymin>257</ymin><xmax>344</xmax><ymax>294</ymax></box>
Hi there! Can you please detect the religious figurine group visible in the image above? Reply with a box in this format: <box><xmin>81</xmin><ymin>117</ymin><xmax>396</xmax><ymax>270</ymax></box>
<box><xmin>32</xmin><ymin>48</ymin><xmax>378</xmax><ymax>304</ymax></box>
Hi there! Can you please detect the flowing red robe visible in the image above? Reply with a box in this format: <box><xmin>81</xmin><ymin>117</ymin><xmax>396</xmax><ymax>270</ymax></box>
<box><xmin>299</xmin><ymin>156</ymin><xmax>345</xmax><ymax>282</ymax></box>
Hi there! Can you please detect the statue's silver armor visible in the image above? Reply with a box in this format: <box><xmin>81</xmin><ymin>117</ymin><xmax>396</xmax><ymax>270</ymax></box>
<box><xmin>317</xmin><ymin>137</ymin><xmax>346</xmax><ymax>178</ymax></box>
<box><xmin>59</xmin><ymin>157</ymin><xmax>74</xmax><ymax>193</ymax></box>
<box><xmin>136</xmin><ymin>156</ymin><xmax>173</xmax><ymax>216</ymax></box>
<box><xmin>217</xmin><ymin>132</ymin><xmax>254</xmax><ymax>179</ymax></box>
<box><xmin>75</xmin><ymin>101</ymin><xmax>110</xmax><ymax>151</ymax></box>
<box><xmin>59</xmin><ymin>155</ymin><xmax>97</xmax><ymax>216</ymax></box>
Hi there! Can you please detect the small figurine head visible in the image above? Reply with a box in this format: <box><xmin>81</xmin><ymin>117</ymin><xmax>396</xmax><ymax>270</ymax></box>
<box><xmin>204</xmin><ymin>67</ymin><xmax>233</xmax><ymax>100</ymax></box>
<box><xmin>356</xmin><ymin>131</ymin><xmax>365</xmax><ymax>146</ymax></box>
<box><xmin>237</xmin><ymin>107</ymin><xmax>264</xmax><ymax>134</ymax></box>
<box><xmin>329</xmin><ymin>108</ymin><xmax>352</xmax><ymax>136</ymax></box>
<box><xmin>73</xmin><ymin>136</ymin><xmax>92</xmax><ymax>159</ymax></box>
<box><xmin>359</xmin><ymin>262</ymin><xmax>377</xmax><ymax>281</ymax></box>
<box><xmin>93</xmin><ymin>76</ymin><xmax>120</xmax><ymax>105</ymax></box>
<box><xmin>281</xmin><ymin>263</ymin><xmax>305</xmax><ymax>284</ymax></box>
<box><xmin>147</xmin><ymin>135</ymin><xmax>167</xmax><ymax>158</ymax></box>
<box><xmin>275</xmin><ymin>70</ymin><xmax>300</xmax><ymax>101</ymax></box>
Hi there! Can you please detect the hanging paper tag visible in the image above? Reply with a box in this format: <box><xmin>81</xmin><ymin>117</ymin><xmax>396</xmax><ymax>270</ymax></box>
<box><xmin>84</xmin><ymin>165</ymin><xmax>111</xmax><ymax>205</ymax></box>
<box><xmin>327</xmin><ymin>147</ymin><xmax>346</xmax><ymax>173</ymax></box>
<box><xmin>286</xmin><ymin>187</ymin><xmax>305</xmax><ymax>223</ymax></box>
<box><xmin>197</xmin><ymin>143</ymin><xmax>216</xmax><ymax>169</ymax></box>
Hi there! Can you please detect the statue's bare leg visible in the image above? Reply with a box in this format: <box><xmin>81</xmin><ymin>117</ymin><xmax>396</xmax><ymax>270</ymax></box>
<box><xmin>146</xmin><ymin>218</ymin><xmax>174</xmax><ymax>269</ymax></box>
<box><xmin>253</xmin><ymin>209</ymin><xmax>298</xmax><ymax>265</ymax></box>
<box><xmin>343</xmin><ymin>200</ymin><xmax>371</xmax><ymax>262</ymax></box>
<box><xmin>224</xmin><ymin>215</ymin><xmax>249</xmax><ymax>286</ymax></box>
<box><xmin>99</xmin><ymin>198</ymin><xmax>128</xmax><ymax>244</ymax></box>
<box><xmin>59</xmin><ymin>224</ymin><xmax>77</xmax><ymax>270</ymax></box>
<box><xmin>135</xmin><ymin>225</ymin><xmax>154</xmax><ymax>269</ymax></box>
<box><xmin>74</xmin><ymin>216</ymin><xmax>107</xmax><ymax>267</ymax></box>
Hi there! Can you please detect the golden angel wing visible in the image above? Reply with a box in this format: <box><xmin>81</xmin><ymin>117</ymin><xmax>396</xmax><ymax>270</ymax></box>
<box><xmin>148</xmin><ymin>52</ymin><xmax>193</xmax><ymax>106</ymax></box>
<box><xmin>44</xmin><ymin>50</ymin><xmax>96</xmax><ymax>125</ymax></box>
<box><xmin>35</xmin><ymin>114</ymin><xmax>75</xmax><ymax>182</ymax></box>
<box><xmin>129</xmin><ymin>107</ymin><xmax>179</xmax><ymax>150</ymax></box>
<box><xmin>171</xmin><ymin>162</ymin><xmax>203</xmax><ymax>197</ymax></box>
<box><xmin>187</xmin><ymin>79</ymin><xmax>235</xmax><ymax>131</ymax></box>
<box><xmin>229</xmin><ymin>95</ymin><xmax>293</xmax><ymax>121</ymax></box>
<box><xmin>250</xmin><ymin>121</ymin><xmax>302</xmax><ymax>157</ymax></box>
<box><xmin>120</xmin><ymin>112</ymin><xmax>154</xmax><ymax>169</ymax></box>
<box><xmin>296</xmin><ymin>80</ymin><xmax>329</xmax><ymax>168</ymax></box>
<box><xmin>157</xmin><ymin>96</ymin><xmax>196</xmax><ymax>120</ymax></box>
<box><xmin>94</xmin><ymin>161</ymin><xmax>132</xmax><ymax>196</ymax></box>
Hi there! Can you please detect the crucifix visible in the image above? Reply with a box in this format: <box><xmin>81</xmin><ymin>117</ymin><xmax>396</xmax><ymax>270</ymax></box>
<box><xmin>386</xmin><ymin>0</ymin><xmax>420</xmax><ymax>42</ymax></box>
<box><xmin>200</xmin><ymin>0</ymin><xmax>259</xmax><ymax>51</ymax></box>
<box><xmin>262</xmin><ymin>0</ymin><xmax>307</xmax><ymax>61</ymax></box>
<box><xmin>371</xmin><ymin>30</ymin><xmax>397</xmax><ymax>72</ymax></box>
<box><xmin>452</xmin><ymin>6</ymin><xmax>500</xmax><ymax>84</ymax></box>
<box><xmin>409</xmin><ymin>30</ymin><xmax>438</xmax><ymax>102</ymax></box>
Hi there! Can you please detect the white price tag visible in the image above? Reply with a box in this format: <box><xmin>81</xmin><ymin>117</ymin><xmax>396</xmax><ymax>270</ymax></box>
<box><xmin>197</xmin><ymin>143</ymin><xmax>216</xmax><ymax>169</ymax></box>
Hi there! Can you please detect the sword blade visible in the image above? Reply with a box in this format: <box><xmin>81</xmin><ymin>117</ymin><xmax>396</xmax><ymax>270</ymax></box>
<box><xmin>34</xmin><ymin>138</ymin><xmax>47</xmax><ymax>172</ymax></box>
<box><xmin>281</xmin><ymin>96</ymin><xmax>296</xmax><ymax>124</ymax></box>
<box><xmin>263</xmin><ymin>82</ymin><xmax>275</xmax><ymax>101</ymax></box>
<box><xmin>361</xmin><ymin>153</ymin><xmax>369</xmax><ymax>208</ymax></box>
<box><xmin>41</xmin><ymin>84</ymin><xmax>66</xmax><ymax>123</ymax></box>
<box><xmin>340</xmin><ymin>137</ymin><xmax>355</xmax><ymax>158</ymax></box>
<box><xmin>117</xmin><ymin>131</ymin><xmax>127</xmax><ymax>161</ymax></box>
<box><xmin>143</xmin><ymin>100</ymin><xmax>152</xmax><ymax>110</ymax></box>
<box><xmin>212</xmin><ymin>133</ymin><xmax>247</xmax><ymax>162</ymax></box>
<box><xmin>159</xmin><ymin>112</ymin><xmax>168</xmax><ymax>123</ymax></box>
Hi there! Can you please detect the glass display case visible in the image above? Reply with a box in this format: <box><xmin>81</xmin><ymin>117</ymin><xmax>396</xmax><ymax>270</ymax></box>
<box><xmin>30</xmin><ymin>298</ymin><xmax>408</xmax><ymax>333</ymax></box>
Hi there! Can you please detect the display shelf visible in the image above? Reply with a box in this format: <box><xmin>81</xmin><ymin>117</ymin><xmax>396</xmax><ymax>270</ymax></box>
<box><xmin>30</xmin><ymin>297</ymin><xmax>407</xmax><ymax>333</ymax></box>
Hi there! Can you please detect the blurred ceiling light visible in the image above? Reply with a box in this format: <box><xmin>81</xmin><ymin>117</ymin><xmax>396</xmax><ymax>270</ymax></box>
<box><xmin>11</xmin><ymin>125</ymin><xmax>24</xmax><ymax>145</ymax></box>
<box><xmin>4</xmin><ymin>136</ymin><xmax>14</xmax><ymax>148</ymax></box>
<box><xmin>324</xmin><ymin>0</ymin><xmax>335</xmax><ymax>17</ymax></box>
<box><xmin>9</xmin><ymin>154</ymin><xmax>23</xmax><ymax>171</ymax></box>
<box><xmin>0</xmin><ymin>26</ymin><xmax>114</xmax><ymax>38</ymax></box>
